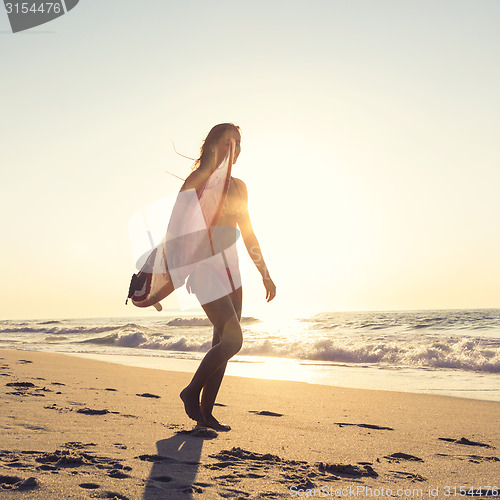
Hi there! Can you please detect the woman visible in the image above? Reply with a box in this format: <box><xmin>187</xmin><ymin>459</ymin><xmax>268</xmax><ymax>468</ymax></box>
<box><xmin>179</xmin><ymin>123</ymin><xmax>276</xmax><ymax>431</ymax></box>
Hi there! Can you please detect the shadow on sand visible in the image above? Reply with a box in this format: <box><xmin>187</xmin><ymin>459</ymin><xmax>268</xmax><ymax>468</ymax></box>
<box><xmin>142</xmin><ymin>430</ymin><xmax>213</xmax><ymax>499</ymax></box>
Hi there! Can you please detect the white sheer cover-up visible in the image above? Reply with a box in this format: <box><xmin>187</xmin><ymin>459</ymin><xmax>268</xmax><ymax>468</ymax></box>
<box><xmin>128</xmin><ymin>143</ymin><xmax>240</xmax><ymax>308</ymax></box>
<box><xmin>163</xmin><ymin>149</ymin><xmax>241</xmax><ymax>304</ymax></box>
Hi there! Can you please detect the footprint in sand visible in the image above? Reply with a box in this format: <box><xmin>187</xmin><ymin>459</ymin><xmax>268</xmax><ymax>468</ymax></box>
<box><xmin>6</xmin><ymin>382</ymin><xmax>49</xmax><ymax>397</ymax></box>
<box><xmin>0</xmin><ymin>475</ymin><xmax>38</xmax><ymax>491</ymax></box>
<box><xmin>79</xmin><ymin>482</ymin><xmax>100</xmax><ymax>489</ymax></box>
<box><xmin>77</xmin><ymin>408</ymin><xmax>110</xmax><ymax>415</ymax></box>
<box><xmin>6</xmin><ymin>382</ymin><xmax>35</xmax><ymax>388</ymax></box>
<box><xmin>335</xmin><ymin>422</ymin><xmax>394</xmax><ymax>431</ymax></box>
<box><xmin>136</xmin><ymin>392</ymin><xmax>160</xmax><ymax>398</ymax></box>
<box><xmin>249</xmin><ymin>410</ymin><xmax>283</xmax><ymax>417</ymax></box>
<box><xmin>438</xmin><ymin>437</ymin><xmax>494</xmax><ymax>449</ymax></box>
<box><xmin>383</xmin><ymin>452</ymin><xmax>424</xmax><ymax>463</ymax></box>
<box><xmin>1</xmin><ymin>447</ymin><xmax>132</xmax><ymax>492</ymax></box>
<box><xmin>319</xmin><ymin>462</ymin><xmax>378</xmax><ymax>477</ymax></box>
<box><xmin>206</xmin><ymin>446</ymin><xmax>375</xmax><ymax>496</ymax></box>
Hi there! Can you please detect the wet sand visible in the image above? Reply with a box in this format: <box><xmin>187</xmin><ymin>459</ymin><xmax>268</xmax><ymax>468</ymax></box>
<box><xmin>1</xmin><ymin>349</ymin><xmax>498</xmax><ymax>498</ymax></box>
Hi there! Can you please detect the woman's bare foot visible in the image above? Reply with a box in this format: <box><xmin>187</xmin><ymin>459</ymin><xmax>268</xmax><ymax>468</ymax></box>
<box><xmin>198</xmin><ymin>415</ymin><xmax>231</xmax><ymax>431</ymax></box>
<box><xmin>180</xmin><ymin>387</ymin><xmax>203</xmax><ymax>422</ymax></box>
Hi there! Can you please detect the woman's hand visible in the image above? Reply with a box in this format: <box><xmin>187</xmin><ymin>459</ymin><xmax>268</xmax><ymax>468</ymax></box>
<box><xmin>263</xmin><ymin>276</ymin><xmax>276</xmax><ymax>302</ymax></box>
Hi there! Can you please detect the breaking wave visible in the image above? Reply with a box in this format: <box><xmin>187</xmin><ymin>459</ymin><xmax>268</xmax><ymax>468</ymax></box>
<box><xmin>1</xmin><ymin>309</ymin><xmax>499</xmax><ymax>373</ymax></box>
<box><xmin>75</xmin><ymin>329</ymin><xmax>500</xmax><ymax>373</ymax></box>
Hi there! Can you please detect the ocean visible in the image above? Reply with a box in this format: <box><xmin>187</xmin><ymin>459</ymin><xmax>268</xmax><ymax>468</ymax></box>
<box><xmin>1</xmin><ymin>309</ymin><xmax>499</xmax><ymax>402</ymax></box>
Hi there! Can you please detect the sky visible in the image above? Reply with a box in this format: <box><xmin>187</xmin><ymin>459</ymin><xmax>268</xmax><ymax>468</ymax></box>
<box><xmin>1</xmin><ymin>0</ymin><xmax>499</xmax><ymax>320</ymax></box>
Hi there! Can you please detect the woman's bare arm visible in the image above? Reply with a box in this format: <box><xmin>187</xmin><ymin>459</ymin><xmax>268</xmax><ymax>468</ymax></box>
<box><xmin>235</xmin><ymin>179</ymin><xmax>276</xmax><ymax>301</ymax></box>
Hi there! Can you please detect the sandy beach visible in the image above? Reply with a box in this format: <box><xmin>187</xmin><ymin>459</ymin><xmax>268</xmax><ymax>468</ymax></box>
<box><xmin>1</xmin><ymin>349</ymin><xmax>498</xmax><ymax>499</ymax></box>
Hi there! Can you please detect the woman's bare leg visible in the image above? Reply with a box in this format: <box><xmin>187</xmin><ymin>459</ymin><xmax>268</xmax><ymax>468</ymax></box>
<box><xmin>199</xmin><ymin>288</ymin><xmax>242</xmax><ymax>428</ymax></box>
<box><xmin>198</xmin><ymin>337</ymin><xmax>228</xmax><ymax>429</ymax></box>
<box><xmin>180</xmin><ymin>289</ymin><xmax>242</xmax><ymax>423</ymax></box>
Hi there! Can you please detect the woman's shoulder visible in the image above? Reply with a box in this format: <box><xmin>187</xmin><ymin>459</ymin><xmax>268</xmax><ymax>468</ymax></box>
<box><xmin>181</xmin><ymin>168</ymin><xmax>209</xmax><ymax>191</ymax></box>
<box><xmin>231</xmin><ymin>177</ymin><xmax>247</xmax><ymax>195</ymax></box>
